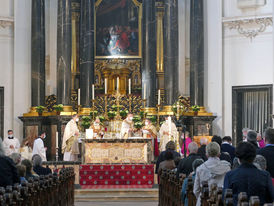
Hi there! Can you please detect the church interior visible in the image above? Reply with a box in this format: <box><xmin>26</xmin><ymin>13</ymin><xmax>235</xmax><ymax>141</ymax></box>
<box><xmin>0</xmin><ymin>0</ymin><xmax>274</xmax><ymax>205</ymax></box>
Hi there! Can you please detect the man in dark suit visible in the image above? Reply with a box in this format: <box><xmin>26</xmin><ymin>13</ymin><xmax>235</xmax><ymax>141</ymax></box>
<box><xmin>257</xmin><ymin>128</ymin><xmax>274</xmax><ymax>178</ymax></box>
<box><xmin>177</xmin><ymin>142</ymin><xmax>201</xmax><ymax>178</ymax></box>
<box><xmin>223</xmin><ymin>142</ymin><xmax>274</xmax><ymax>205</ymax></box>
<box><xmin>211</xmin><ymin>135</ymin><xmax>232</xmax><ymax>164</ymax></box>
<box><xmin>221</xmin><ymin>136</ymin><xmax>235</xmax><ymax>160</ymax></box>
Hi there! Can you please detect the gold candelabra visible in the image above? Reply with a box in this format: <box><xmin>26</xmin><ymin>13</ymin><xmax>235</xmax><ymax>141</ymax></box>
<box><xmin>156</xmin><ymin>104</ymin><xmax>161</xmax><ymax>130</ymax></box>
<box><xmin>104</xmin><ymin>94</ymin><xmax>108</xmax><ymax>119</ymax></box>
<box><xmin>129</xmin><ymin>94</ymin><xmax>132</xmax><ymax>113</ymax></box>
<box><xmin>91</xmin><ymin>99</ymin><xmax>96</xmax><ymax>120</ymax></box>
<box><xmin>112</xmin><ymin>90</ymin><xmax>123</xmax><ymax>120</ymax></box>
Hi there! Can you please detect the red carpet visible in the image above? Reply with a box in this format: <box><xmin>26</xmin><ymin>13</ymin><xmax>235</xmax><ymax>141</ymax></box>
<box><xmin>81</xmin><ymin>185</ymin><xmax>153</xmax><ymax>189</ymax></box>
<box><xmin>79</xmin><ymin>164</ymin><xmax>154</xmax><ymax>186</ymax></box>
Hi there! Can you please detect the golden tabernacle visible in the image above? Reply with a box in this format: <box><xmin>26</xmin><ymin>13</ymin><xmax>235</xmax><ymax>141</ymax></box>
<box><xmin>83</xmin><ymin>139</ymin><xmax>153</xmax><ymax>164</ymax></box>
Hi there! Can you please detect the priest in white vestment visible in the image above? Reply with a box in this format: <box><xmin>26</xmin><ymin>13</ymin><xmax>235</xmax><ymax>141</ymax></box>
<box><xmin>32</xmin><ymin>131</ymin><xmax>47</xmax><ymax>161</ymax></box>
<box><xmin>3</xmin><ymin>130</ymin><xmax>20</xmax><ymax>156</ymax></box>
<box><xmin>62</xmin><ymin>114</ymin><xmax>80</xmax><ymax>161</ymax></box>
<box><xmin>159</xmin><ymin>116</ymin><xmax>178</xmax><ymax>152</ymax></box>
<box><xmin>120</xmin><ymin>114</ymin><xmax>134</xmax><ymax>139</ymax></box>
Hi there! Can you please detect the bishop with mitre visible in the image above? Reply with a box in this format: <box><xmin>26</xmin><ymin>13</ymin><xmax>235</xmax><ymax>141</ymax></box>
<box><xmin>62</xmin><ymin>114</ymin><xmax>80</xmax><ymax>161</ymax></box>
<box><xmin>120</xmin><ymin>113</ymin><xmax>134</xmax><ymax>139</ymax></box>
<box><xmin>159</xmin><ymin>116</ymin><xmax>178</xmax><ymax>152</ymax></box>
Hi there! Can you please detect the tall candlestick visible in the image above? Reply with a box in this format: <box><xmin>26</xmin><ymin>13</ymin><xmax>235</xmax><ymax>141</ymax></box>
<box><xmin>56</xmin><ymin>132</ymin><xmax>58</xmax><ymax>148</ymax></box>
<box><xmin>78</xmin><ymin>88</ymin><xmax>80</xmax><ymax>105</ymax></box>
<box><xmin>143</xmin><ymin>83</ymin><xmax>146</xmax><ymax>100</ymax></box>
<box><xmin>117</xmin><ymin>77</ymin><xmax>119</xmax><ymax>92</ymax></box>
<box><xmin>168</xmin><ymin>116</ymin><xmax>172</xmax><ymax>140</ymax></box>
<box><xmin>129</xmin><ymin>78</ymin><xmax>131</xmax><ymax>95</ymax></box>
<box><xmin>92</xmin><ymin>84</ymin><xmax>95</xmax><ymax>100</ymax></box>
<box><xmin>158</xmin><ymin>89</ymin><xmax>161</xmax><ymax>105</ymax></box>
<box><xmin>105</xmin><ymin>78</ymin><xmax>107</xmax><ymax>94</ymax></box>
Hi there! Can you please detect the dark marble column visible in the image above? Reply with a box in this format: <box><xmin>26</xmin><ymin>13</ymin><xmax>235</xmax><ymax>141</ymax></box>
<box><xmin>31</xmin><ymin>0</ymin><xmax>45</xmax><ymax>107</ymax></box>
<box><xmin>142</xmin><ymin>0</ymin><xmax>156</xmax><ymax>107</ymax></box>
<box><xmin>57</xmin><ymin>0</ymin><xmax>72</xmax><ymax>105</ymax></box>
<box><xmin>79</xmin><ymin>0</ymin><xmax>94</xmax><ymax>108</ymax></box>
<box><xmin>163</xmin><ymin>0</ymin><xmax>178</xmax><ymax>105</ymax></box>
<box><xmin>190</xmin><ymin>0</ymin><xmax>204</xmax><ymax>106</ymax></box>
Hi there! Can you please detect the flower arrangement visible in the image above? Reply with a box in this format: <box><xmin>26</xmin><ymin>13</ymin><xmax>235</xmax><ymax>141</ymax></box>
<box><xmin>172</xmin><ymin>101</ymin><xmax>185</xmax><ymax>114</ymax></box>
<box><xmin>108</xmin><ymin>111</ymin><xmax>117</xmax><ymax>120</ymax></box>
<box><xmin>98</xmin><ymin>115</ymin><xmax>106</xmax><ymax>122</ymax></box>
<box><xmin>132</xmin><ymin>115</ymin><xmax>141</xmax><ymax>123</ymax></box>
<box><xmin>191</xmin><ymin>105</ymin><xmax>200</xmax><ymax>112</ymax></box>
<box><xmin>35</xmin><ymin>106</ymin><xmax>45</xmax><ymax>115</ymax></box>
<box><xmin>111</xmin><ymin>104</ymin><xmax>123</xmax><ymax>111</ymax></box>
<box><xmin>81</xmin><ymin>116</ymin><xmax>91</xmax><ymax>130</ymax></box>
<box><xmin>90</xmin><ymin>110</ymin><xmax>98</xmax><ymax>117</ymax></box>
<box><xmin>134</xmin><ymin>121</ymin><xmax>143</xmax><ymax>129</ymax></box>
<box><xmin>53</xmin><ymin>104</ymin><xmax>64</xmax><ymax>115</ymax></box>
<box><xmin>146</xmin><ymin>115</ymin><xmax>157</xmax><ymax>124</ymax></box>
<box><xmin>120</xmin><ymin>110</ymin><xmax>128</xmax><ymax>119</ymax></box>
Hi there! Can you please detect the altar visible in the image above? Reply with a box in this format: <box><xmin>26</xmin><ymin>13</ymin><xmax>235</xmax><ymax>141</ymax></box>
<box><xmin>82</xmin><ymin>138</ymin><xmax>153</xmax><ymax>164</ymax></box>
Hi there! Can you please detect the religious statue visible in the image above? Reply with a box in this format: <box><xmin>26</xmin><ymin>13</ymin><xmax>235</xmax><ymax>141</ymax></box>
<box><xmin>142</xmin><ymin>118</ymin><xmax>159</xmax><ymax>157</ymax></box>
<box><xmin>120</xmin><ymin>113</ymin><xmax>134</xmax><ymax>139</ymax></box>
<box><xmin>89</xmin><ymin>117</ymin><xmax>104</xmax><ymax>139</ymax></box>
<box><xmin>159</xmin><ymin>116</ymin><xmax>178</xmax><ymax>152</ymax></box>
<box><xmin>62</xmin><ymin>114</ymin><xmax>80</xmax><ymax>161</ymax></box>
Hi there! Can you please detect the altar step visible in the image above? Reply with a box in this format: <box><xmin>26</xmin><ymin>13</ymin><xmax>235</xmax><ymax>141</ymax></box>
<box><xmin>75</xmin><ymin>188</ymin><xmax>159</xmax><ymax>202</ymax></box>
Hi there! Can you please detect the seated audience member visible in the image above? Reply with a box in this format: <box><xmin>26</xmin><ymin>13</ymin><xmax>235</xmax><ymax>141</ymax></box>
<box><xmin>211</xmin><ymin>135</ymin><xmax>231</xmax><ymax>164</ymax></box>
<box><xmin>194</xmin><ymin>142</ymin><xmax>231</xmax><ymax>206</ymax></box>
<box><xmin>177</xmin><ymin>142</ymin><xmax>201</xmax><ymax>178</ymax></box>
<box><xmin>21</xmin><ymin>159</ymin><xmax>36</xmax><ymax>179</ymax></box>
<box><xmin>158</xmin><ymin>151</ymin><xmax>176</xmax><ymax>177</ymax></box>
<box><xmin>253</xmin><ymin>154</ymin><xmax>267</xmax><ymax>171</ymax></box>
<box><xmin>9</xmin><ymin>152</ymin><xmax>21</xmax><ymax>165</ymax></box>
<box><xmin>181</xmin><ymin>159</ymin><xmax>204</xmax><ymax>206</ymax></box>
<box><xmin>232</xmin><ymin>157</ymin><xmax>240</xmax><ymax>170</ymax></box>
<box><xmin>257</xmin><ymin>132</ymin><xmax>265</xmax><ymax>148</ymax></box>
<box><xmin>247</xmin><ymin>130</ymin><xmax>260</xmax><ymax>151</ymax></box>
<box><xmin>0</xmin><ymin>138</ymin><xmax>20</xmax><ymax>187</ymax></box>
<box><xmin>197</xmin><ymin>138</ymin><xmax>208</xmax><ymax>161</ymax></box>
<box><xmin>156</xmin><ymin>141</ymin><xmax>180</xmax><ymax>174</ymax></box>
<box><xmin>221</xmin><ymin>136</ymin><xmax>235</xmax><ymax>160</ymax></box>
<box><xmin>16</xmin><ymin>165</ymin><xmax>27</xmax><ymax>184</ymax></box>
<box><xmin>32</xmin><ymin>154</ymin><xmax>52</xmax><ymax>176</ymax></box>
<box><xmin>223</xmin><ymin>142</ymin><xmax>274</xmax><ymax>205</ymax></box>
<box><xmin>257</xmin><ymin>128</ymin><xmax>274</xmax><ymax>178</ymax></box>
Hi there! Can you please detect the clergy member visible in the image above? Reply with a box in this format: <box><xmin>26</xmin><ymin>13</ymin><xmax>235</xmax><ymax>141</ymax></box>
<box><xmin>62</xmin><ymin>114</ymin><xmax>80</xmax><ymax>161</ymax></box>
<box><xmin>89</xmin><ymin>117</ymin><xmax>104</xmax><ymax>139</ymax></box>
<box><xmin>159</xmin><ymin>116</ymin><xmax>178</xmax><ymax>152</ymax></box>
<box><xmin>3</xmin><ymin>130</ymin><xmax>20</xmax><ymax>156</ymax></box>
<box><xmin>142</xmin><ymin>119</ymin><xmax>159</xmax><ymax>157</ymax></box>
<box><xmin>120</xmin><ymin>113</ymin><xmax>134</xmax><ymax>139</ymax></box>
<box><xmin>32</xmin><ymin>131</ymin><xmax>47</xmax><ymax>162</ymax></box>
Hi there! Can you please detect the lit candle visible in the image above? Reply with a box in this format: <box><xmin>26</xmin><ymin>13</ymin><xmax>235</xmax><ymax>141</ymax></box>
<box><xmin>158</xmin><ymin>89</ymin><xmax>161</xmax><ymax>105</ymax></box>
<box><xmin>105</xmin><ymin>78</ymin><xmax>107</xmax><ymax>94</ymax></box>
<box><xmin>143</xmin><ymin>83</ymin><xmax>146</xmax><ymax>100</ymax></box>
<box><xmin>56</xmin><ymin>132</ymin><xmax>58</xmax><ymax>148</ymax></box>
<box><xmin>117</xmin><ymin>77</ymin><xmax>119</xmax><ymax>91</ymax></box>
<box><xmin>78</xmin><ymin>88</ymin><xmax>80</xmax><ymax>105</ymax></box>
<box><xmin>92</xmin><ymin>84</ymin><xmax>95</xmax><ymax>100</ymax></box>
<box><xmin>129</xmin><ymin>78</ymin><xmax>131</xmax><ymax>95</ymax></box>
<box><xmin>168</xmin><ymin>116</ymin><xmax>172</xmax><ymax>140</ymax></box>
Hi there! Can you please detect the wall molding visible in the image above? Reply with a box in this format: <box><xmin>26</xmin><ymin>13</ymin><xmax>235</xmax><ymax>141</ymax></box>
<box><xmin>223</xmin><ymin>14</ymin><xmax>273</xmax><ymax>40</ymax></box>
<box><xmin>0</xmin><ymin>16</ymin><xmax>14</xmax><ymax>29</ymax></box>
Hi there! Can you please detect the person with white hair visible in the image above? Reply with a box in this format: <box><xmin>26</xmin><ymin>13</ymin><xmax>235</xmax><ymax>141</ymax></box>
<box><xmin>32</xmin><ymin>154</ymin><xmax>51</xmax><ymax>176</ymax></box>
<box><xmin>194</xmin><ymin>142</ymin><xmax>231</xmax><ymax>206</ymax></box>
<box><xmin>242</xmin><ymin>128</ymin><xmax>250</xmax><ymax>142</ymax></box>
<box><xmin>9</xmin><ymin>153</ymin><xmax>21</xmax><ymax>165</ymax></box>
<box><xmin>253</xmin><ymin>154</ymin><xmax>267</xmax><ymax>170</ymax></box>
<box><xmin>0</xmin><ymin>138</ymin><xmax>20</xmax><ymax>187</ymax></box>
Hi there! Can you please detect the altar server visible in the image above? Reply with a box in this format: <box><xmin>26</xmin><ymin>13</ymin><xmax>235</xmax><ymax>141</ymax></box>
<box><xmin>32</xmin><ymin>131</ymin><xmax>47</xmax><ymax>162</ymax></box>
<box><xmin>159</xmin><ymin>116</ymin><xmax>178</xmax><ymax>152</ymax></box>
<box><xmin>120</xmin><ymin>113</ymin><xmax>134</xmax><ymax>139</ymax></box>
<box><xmin>62</xmin><ymin>114</ymin><xmax>80</xmax><ymax>161</ymax></box>
<box><xmin>3</xmin><ymin>130</ymin><xmax>20</xmax><ymax>156</ymax></box>
<box><xmin>142</xmin><ymin>119</ymin><xmax>159</xmax><ymax>157</ymax></box>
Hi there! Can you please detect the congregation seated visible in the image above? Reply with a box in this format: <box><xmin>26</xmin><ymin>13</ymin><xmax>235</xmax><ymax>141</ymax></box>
<box><xmin>181</xmin><ymin>158</ymin><xmax>204</xmax><ymax>206</ymax></box>
<box><xmin>155</xmin><ymin>141</ymin><xmax>180</xmax><ymax>174</ymax></box>
<box><xmin>177</xmin><ymin>142</ymin><xmax>201</xmax><ymax>178</ymax></box>
<box><xmin>257</xmin><ymin>128</ymin><xmax>274</xmax><ymax>178</ymax></box>
<box><xmin>158</xmin><ymin>151</ymin><xmax>176</xmax><ymax>178</ymax></box>
<box><xmin>0</xmin><ymin>138</ymin><xmax>20</xmax><ymax>187</ymax></box>
<box><xmin>16</xmin><ymin>164</ymin><xmax>27</xmax><ymax>184</ymax></box>
<box><xmin>221</xmin><ymin>136</ymin><xmax>235</xmax><ymax>160</ymax></box>
<box><xmin>223</xmin><ymin>141</ymin><xmax>274</xmax><ymax>205</ymax></box>
<box><xmin>253</xmin><ymin>154</ymin><xmax>267</xmax><ymax>171</ymax></box>
<box><xmin>9</xmin><ymin>152</ymin><xmax>21</xmax><ymax>166</ymax></box>
<box><xmin>21</xmin><ymin>159</ymin><xmax>37</xmax><ymax>179</ymax></box>
<box><xmin>32</xmin><ymin>154</ymin><xmax>52</xmax><ymax>176</ymax></box>
<box><xmin>194</xmin><ymin>142</ymin><xmax>231</xmax><ymax>205</ymax></box>
<box><xmin>197</xmin><ymin>138</ymin><xmax>207</xmax><ymax>161</ymax></box>
<box><xmin>211</xmin><ymin>135</ymin><xmax>231</xmax><ymax>164</ymax></box>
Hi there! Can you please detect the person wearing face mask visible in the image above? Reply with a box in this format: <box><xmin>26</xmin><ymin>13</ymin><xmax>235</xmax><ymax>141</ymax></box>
<box><xmin>120</xmin><ymin>113</ymin><xmax>134</xmax><ymax>139</ymax></box>
<box><xmin>89</xmin><ymin>117</ymin><xmax>104</xmax><ymax>139</ymax></box>
<box><xmin>3</xmin><ymin>130</ymin><xmax>20</xmax><ymax>156</ymax></box>
<box><xmin>159</xmin><ymin>116</ymin><xmax>179</xmax><ymax>152</ymax></box>
<box><xmin>142</xmin><ymin>119</ymin><xmax>159</xmax><ymax>157</ymax></box>
<box><xmin>62</xmin><ymin>114</ymin><xmax>80</xmax><ymax>161</ymax></box>
<box><xmin>32</xmin><ymin>131</ymin><xmax>47</xmax><ymax>162</ymax></box>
